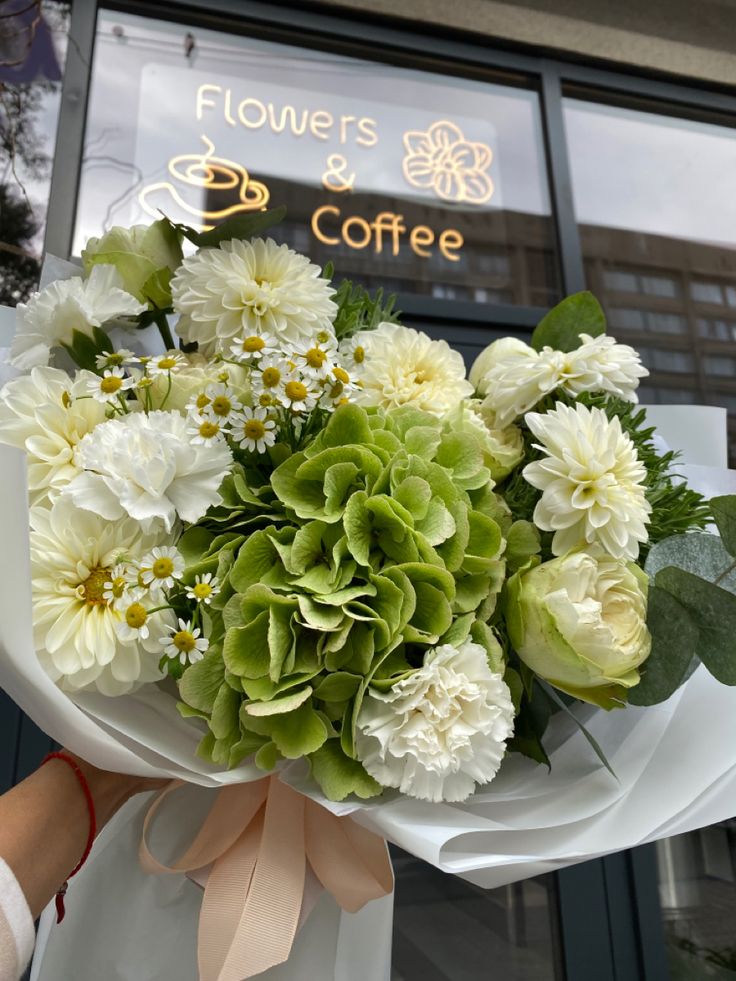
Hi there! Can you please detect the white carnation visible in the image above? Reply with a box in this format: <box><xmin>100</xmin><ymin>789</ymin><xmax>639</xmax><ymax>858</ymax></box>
<box><xmin>523</xmin><ymin>402</ymin><xmax>651</xmax><ymax>560</ymax></box>
<box><xmin>0</xmin><ymin>367</ymin><xmax>107</xmax><ymax>503</ymax></box>
<box><xmin>10</xmin><ymin>266</ymin><xmax>146</xmax><ymax>369</ymax></box>
<box><xmin>30</xmin><ymin>498</ymin><xmax>174</xmax><ymax>695</ymax></box>
<box><xmin>64</xmin><ymin>410</ymin><xmax>233</xmax><ymax>532</ymax></box>
<box><xmin>355</xmin><ymin>640</ymin><xmax>515</xmax><ymax>803</ymax></box>
<box><xmin>170</xmin><ymin>238</ymin><xmax>337</xmax><ymax>356</ymax></box>
<box><xmin>352</xmin><ymin>322</ymin><xmax>473</xmax><ymax>416</ymax></box>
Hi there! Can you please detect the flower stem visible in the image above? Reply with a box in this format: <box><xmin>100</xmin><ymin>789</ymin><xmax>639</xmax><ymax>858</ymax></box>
<box><xmin>153</xmin><ymin>310</ymin><xmax>176</xmax><ymax>351</ymax></box>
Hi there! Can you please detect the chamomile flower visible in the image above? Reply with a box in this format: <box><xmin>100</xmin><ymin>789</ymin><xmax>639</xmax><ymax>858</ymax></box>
<box><xmin>278</xmin><ymin>371</ymin><xmax>320</xmax><ymax>414</ymax></box>
<box><xmin>321</xmin><ymin>364</ymin><xmax>357</xmax><ymax>409</ymax></box>
<box><xmin>87</xmin><ymin>367</ymin><xmax>135</xmax><ymax>403</ymax></box>
<box><xmin>185</xmin><ymin>573</ymin><xmax>220</xmax><ymax>605</ymax></box>
<box><xmin>187</xmin><ymin>412</ymin><xmax>228</xmax><ymax>445</ymax></box>
<box><xmin>147</xmin><ymin>351</ymin><xmax>188</xmax><ymax>377</ymax></box>
<box><xmin>95</xmin><ymin>349</ymin><xmax>137</xmax><ymax>369</ymax></box>
<box><xmin>229</xmin><ymin>331</ymin><xmax>278</xmax><ymax>364</ymax></box>
<box><xmin>117</xmin><ymin>599</ymin><xmax>153</xmax><ymax>642</ymax></box>
<box><xmin>339</xmin><ymin>335</ymin><xmax>367</xmax><ymax>371</ymax></box>
<box><xmin>139</xmin><ymin>545</ymin><xmax>184</xmax><ymax>591</ymax></box>
<box><xmin>160</xmin><ymin>618</ymin><xmax>209</xmax><ymax>665</ymax></box>
<box><xmin>251</xmin><ymin>358</ymin><xmax>289</xmax><ymax>396</ymax></box>
<box><xmin>292</xmin><ymin>333</ymin><xmax>338</xmax><ymax>380</ymax></box>
<box><xmin>232</xmin><ymin>407</ymin><xmax>277</xmax><ymax>453</ymax></box>
<box><xmin>102</xmin><ymin>562</ymin><xmax>132</xmax><ymax>609</ymax></box>
<box><xmin>203</xmin><ymin>382</ymin><xmax>243</xmax><ymax>423</ymax></box>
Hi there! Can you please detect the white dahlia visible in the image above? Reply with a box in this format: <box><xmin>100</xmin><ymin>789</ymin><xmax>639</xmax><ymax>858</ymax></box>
<box><xmin>352</xmin><ymin>322</ymin><xmax>472</xmax><ymax>416</ymax></box>
<box><xmin>523</xmin><ymin>402</ymin><xmax>651</xmax><ymax>560</ymax></box>
<box><xmin>0</xmin><ymin>366</ymin><xmax>107</xmax><ymax>504</ymax></box>
<box><xmin>563</xmin><ymin>333</ymin><xmax>648</xmax><ymax>401</ymax></box>
<box><xmin>10</xmin><ymin>266</ymin><xmax>146</xmax><ymax>369</ymax></box>
<box><xmin>64</xmin><ymin>410</ymin><xmax>233</xmax><ymax>532</ymax></box>
<box><xmin>355</xmin><ymin>640</ymin><xmax>515</xmax><ymax>803</ymax></box>
<box><xmin>30</xmin><ymin>499</ymin><xmax>174</xmax><ymax>695</ymax></box>
<box><xmin>170</xmin><ymin>238</ymin><xmax>337</xmax><ymax>356</ymax></box>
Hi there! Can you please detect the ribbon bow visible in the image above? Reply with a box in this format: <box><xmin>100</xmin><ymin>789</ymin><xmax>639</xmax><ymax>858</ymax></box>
<box><xmin>140</xmin><ymin>776</ymin><xmax>393</xmax><ymax>981</ymax></box>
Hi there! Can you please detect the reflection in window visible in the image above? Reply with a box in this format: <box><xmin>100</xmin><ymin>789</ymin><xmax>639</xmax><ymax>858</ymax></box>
<box><xmin>75</xmin><ymin>10</ymin><xmax>561</xmax><ymax>310</ymax></box>
<box><xmin>565</xmin><ymin>97</ymin><xmax>736</xmax><ymax>463</ymax></box>
<box><xmin>0</xmin><ymin>1</ymin><xmax>69</xmax><ymax>305</ymax></box>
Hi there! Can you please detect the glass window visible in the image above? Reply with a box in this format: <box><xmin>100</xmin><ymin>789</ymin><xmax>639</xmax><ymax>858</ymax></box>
<box><xmin>564</xmin><ymin>97</ymin><xmax>736</xmax><ymax>463</ymax></box>
<box><xmin>0</xmin><ymin>0</ymin><xmax>70</xmax><ymax>305</ymax></box>
<box><xmin>74</xmin><ymin>10</ymin><xmax>561</xmax><ymax>310</ymax></box>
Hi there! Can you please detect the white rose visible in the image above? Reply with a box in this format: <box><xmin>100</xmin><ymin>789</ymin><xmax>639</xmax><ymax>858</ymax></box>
<box><xmin>355</xmin><ymin>640</ymin><xmax>515</xmax><ymax>803</ymax></box>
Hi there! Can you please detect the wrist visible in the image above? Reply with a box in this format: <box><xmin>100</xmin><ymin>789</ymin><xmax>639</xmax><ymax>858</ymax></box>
<box><xmin>57</xmin><ymin>755</ymin><xmax>141</xmax><ymax>826</ymax></box>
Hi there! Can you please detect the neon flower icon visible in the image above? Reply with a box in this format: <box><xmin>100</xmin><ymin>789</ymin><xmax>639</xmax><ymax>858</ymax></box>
<box><xmin>402</xmin><ymin>120</ymin><xmax>494</xmax><ymax>205</ymax></box>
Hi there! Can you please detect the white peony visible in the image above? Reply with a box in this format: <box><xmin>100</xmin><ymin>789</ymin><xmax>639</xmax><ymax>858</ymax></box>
<box><xmin>0</xmin><ymin>367</ymin><xmax>107</xmax><ymax>503</ymax></box>
<box><xmin>506</xmin><ymin>550</ymin><xmax>651</xmax><ymax>708</ymax></box>
<box><xmin>170</xmin><ymin>238</ymin><xmax>337</xmax><ymax>356</ymax></box>
<box><xmin>64</xmin><ymin>410</ymin><xmax>233</xmax><ymax>532</ymax></box>
<box><xmin>352</xmin><ymin>322</ymin><xmax>473</xmax><ymax>416</ymax></box>
<box><xmin>472</xmin><ymin>334</ymin><xmax>648</xmax><ymax>428</ymax></box>
<box><xmin>30</xmin><ymin>498</ymin><xmax>174</xmax><ymax>694</ymax></box>
<box><xmin>10</xmin><ymin>266</ymin><xmax>146</xmax><ymax>369</ymax></box>
<box><xmin>355</xmin><ymin>640</ymin><xmax>515</xmax><ymax>803</ymax></box>
<box><xmin>523</xmin><ymin>402</ymin><xmax>651</xmax><ymax>560</ymax></box>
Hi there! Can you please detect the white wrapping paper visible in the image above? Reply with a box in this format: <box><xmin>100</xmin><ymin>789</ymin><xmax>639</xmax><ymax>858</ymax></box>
<box><xmin>0</xmin><ymin>327</ymin><xmax>732</xmax><ymax>977</ymax></box>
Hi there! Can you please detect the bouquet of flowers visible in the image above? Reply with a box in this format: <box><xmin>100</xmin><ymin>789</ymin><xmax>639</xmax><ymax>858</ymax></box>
<box><xmin>3</xmin><ymin>208</ymin><xmax>736</xmax><ymax>980</ymax></box>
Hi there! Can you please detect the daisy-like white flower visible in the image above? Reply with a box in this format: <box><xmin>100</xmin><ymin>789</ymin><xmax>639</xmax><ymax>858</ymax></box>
<box><xmin>232</xmin><ymin>407</ymin><xmax>277</xmax><ymax>453</ymax></box>
<box><xmin>187</xmin><ymin>412</ymin><xmax>228</xmax><ymax>446</ymax></box>
<box><xmin>351</xmin><ymin>322</ymin><xmax>473</xmax><ymax>416</ymax></box>
<box><xmin>523</xmin><ymin>402</ymin><xmax>651</xmax><ymax>560</ymax></box>
<box><xmin>102</xmin><ymin>562</ymin><xmax>132</xmax><ymax>609</ymax></box>
<box><xmin>320</xmin><ymin>364</ymin><xmax>358</xmax><ymax>409</ymax></box>
<box><xmin>277</xmin><ymin>371</ymin><xmax>320</xmax><ymax>414</ymax></box>
<box><xmin>160</xmin><ymin>618</ymin><xmax>209</xmax><ymax>665</ymax></box>
<box><xmin>10</xmin><ymin>266</ymin><xmax>146</xmax><ymax>369</ymax></box>
<box><xmin>139</xmin><ymin>545</ymin><xmax>184</xmax><ymax>592</ymax></box>
<box><xmin>251</xmin><ymin>357</ymin><xmax>289</xmax><ymax>396</ymax></box>
<box><xmin>292</xmin><ymin>332</ymin><xmax>338</xmax><ymax>380</ymax></box>
<box><xmin>87</xmin><ymin>366</ymin><xmax>136</xmax><ymax>403</ymax></box>
<box><xmin>563</xmin><ymin>334</ymin><xmax>649</xmax><ymax>401</ymax></box>
<box><xmin>355</xmin><ymin>640</ymin><xmax>515</xmax><ymax>803</ymax></box>
<box><xmin>116</xmin><ymin>598</ymin><xmax>153</xmax><ymax>643</ymax></box>
<box><xmin>185</xmin><ymin>573</ymin><xmax>220</xmax><ymax>605</ymax></box>
<box><xmin>0</xmin><ymin>366</ymin><xmax>107</xmax><ymax>504</ymax></box>
<box><xmin>170</xmin><ymin>238</ymin><xmax>337</xmax><ymax>356</ymax></box>
<box><xmin>338</xmin><ymin>335</ymin><xmax>367</xmax><ymax>371</ymax></box>
<box><xmin>229</xmin><ymin>331</ymin><xmax>278</xmax><ymax>364</ymax></box>
<box><xmin>202</xmin><ymin>382</ymin><xmax>243</xmax><ymax>424</ymax></box>
<box><xmin>65</xmin><ymin>410</ymin><xmax>233</xmax><ymax>532</ymax></box>
<box><xmin>95</xmin><ymin>349</ymin><xmax>137</xmax><ymax>370</ymax></box>
<box><xmin>29</xmin><ymin>498</ymin><xmax>173</xmax><ymax>695</ymax></box>
<box><xmin>147</xmin><ymin>351</ymin><xmax>188</xmax><ymax>377</ymax></box>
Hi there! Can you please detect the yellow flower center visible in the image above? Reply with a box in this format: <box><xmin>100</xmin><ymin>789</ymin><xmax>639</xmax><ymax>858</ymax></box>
<box><xmin>100</xmin><ymin>375</ymin><xmax>123</xmax><ymax>394</ymax></box>
<box><xmin>193</xmin><ymin>582</ymin><xmax>212</xmax><ymax>600</ymax></box>
<box><xmin>333</xmin><ymin>366</ymin><xmax>350</xmax><ymax>384</ymax></box>
<box><xmin>125</xmin><ymin>603</ymin><xmax>148</xmax><ymax>629</ymax></box>
<box><xmin>81</xmin><ymin>567</ymin><xmax>110</xmax><ymax>605</ymax></box>
<box><xmin>61</xmin><ymin>391</ymin><xmax>72</xmax><ymax>409</ymax></box>
<box><xmin>172</xmin><ymin>630</ymin><xmax>196</xmax><ymax>653</ymax></box>
<box><xmin>329</xmin><ymin>382</ymin><xmax>344</xmax><ymax>399</ymax></box>
<box><xmin>152</xmin><ymin>557</ymin><xmax>174</xmax><ymax>580</ymax></box>
<box><xmin>261</xmin><ymin>367</ymin><xmax>281</xmax><ymax>388</ymax></box>
<box><xmin>285</xmin><ymin>380</ymin><xmax>308</xmax><ymax>402</ymax></box>
<box><xmin>199</xmin><ymin>420</ymin><xmax>220</xmax><ymax>439</ymax></box>
<box><xmin>243</xmin><ymin>335</ymin><xmax>266</xmax><ymax>353</ymax></box>
<box><xmin>106</xmin><ymin>353</ymin><xmax>125</xmax><ymax>366</ymax></box>
<box><xmin>353</xmin><ymin>345</ymin><xmax>365</xmax><ymax>364</ymax></box>
<box><xmin>211</xmin><ymin>395</ymin><xmax>232</xmax><ymax>417</ymax></box>
<box><xmin>196</xmin><ymin>393</ymin><xmax>211</xmax><ymax>410</ymax></box>
<box><xmin>316</xmin><ymin>330</ymin><xmax>331</xmax><ymax>344</ymax></box>
<box><xmin>305</xmin><ymin>348</ymin><xmax>327</xmax><ymax>368</ymax></box>
<box><xmin>157</xmin><ymin>356</ymin><xmax>178</xmax><ymax>370</ymax></box>
<box><xmin>258</xmin><ymin>393</ymin><xmax>275</xmax><ymax>407</ymax></box>
<box><xmin>218</xmin><ymin>371</ymin><xmax>230</xmax><ymax>383</ymax></box>
<box><xmin>244</xmin><ymin>420</ymin><xmax>266</xmax><ymax>440</ymax></box>
<box><xmin>110</xmin><ymin>576</ymin><xmax>126</xmax><ymax>599</ymax></box>
<box><xmin>137</xmin><ymin>377</ymin><xmax>153</xmax><ymax>390</ymax></box>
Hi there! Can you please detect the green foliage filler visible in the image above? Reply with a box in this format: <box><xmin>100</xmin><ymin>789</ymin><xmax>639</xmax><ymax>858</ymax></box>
<box><xmin>176</xmin><ymin>403</ymin><xmax>513</xmax><ymax>800</ymax></box>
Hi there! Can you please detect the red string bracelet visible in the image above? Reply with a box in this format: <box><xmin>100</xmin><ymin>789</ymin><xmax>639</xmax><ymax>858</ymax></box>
<box><xmin>40</xmin><ymin>752</ymin><xmax>97</xmax><ymax>923</ymax></box>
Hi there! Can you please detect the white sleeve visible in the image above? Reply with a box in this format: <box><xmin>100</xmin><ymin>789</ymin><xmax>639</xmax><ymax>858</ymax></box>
<box><xmin>0</xmin><ymin>857</ymin><xmax>35</xmax><ymax>981</ymax></box>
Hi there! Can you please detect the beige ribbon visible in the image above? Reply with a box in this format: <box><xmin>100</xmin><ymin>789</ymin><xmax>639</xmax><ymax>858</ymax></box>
<box><xmin>140</xmin><ymin>776</ymin><xmax>393</xmax><ymax>981</ymax></box>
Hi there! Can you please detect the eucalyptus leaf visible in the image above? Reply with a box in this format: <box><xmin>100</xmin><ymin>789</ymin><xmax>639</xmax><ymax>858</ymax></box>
<box><xmin>184</xmin><ymin>206</ymin><xmax>287</xmax><ymax>248</ymax></box>
<box><xmin>710</xmin><ymin>496</ymin><xmax>736</xmax><ymax>558</ymax></box>
<box><xmin>539</xmin><ymin>680</ymin><xmax>617</xmax><ymax>779</ymax></box>
<box><xmin>629</xmin><ymin>586</ymin><xmax>698</xmax><ymax>706</ymax></box>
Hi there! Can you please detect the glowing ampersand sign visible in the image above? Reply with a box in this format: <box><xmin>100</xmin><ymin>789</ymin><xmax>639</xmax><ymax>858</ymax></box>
<box><xmin>138</xmin><ymin>135</ymin><xmax>270</xmax><ymax>230</ymax></box>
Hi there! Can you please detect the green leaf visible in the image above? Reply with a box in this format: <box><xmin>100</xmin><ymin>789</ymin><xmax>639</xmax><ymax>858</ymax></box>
<box><xmin>505</xmin><ymin>520</ymin><xmax>541</xmax><ymax>573</ymax></box>
<box><xmin>312</xmin><ymin>672</ymin><xmax>362</xmax><ymax>702</ymax></box>
<box><xmin>255</xmin><ymin>741</ymin><xmax>283</xmax><ymax>771</ymax></box>
<box><xmin>243</xmin><ymin>686</ymin><xmax>313</xmax><ymax>716</ymax></box>
<box><xmin>210</xmin><ymin>682</ymin><xmax>241</xmax><ymax>740</ymax></box>
<box><xmin>655</xmin><ymin>566</ymin><xmax>736</xmax><ymax>685</ymax></box>
<box><xmin>504</xmin><ymin>667</ymin><xmax>524</xmax><ymax>714</ymax></box>
<box><xmin>539</xmin><ymin>680</ymin><xmax>617</xmax><ymax>779</ymax></box>
<box><xmin>531</xmin><ymin>291</ymin><xmax>606</xmax><ymax>353</ymax></box>
<box><xmin>184</xmin><ymin>206</ymin><xmax>287</xmax><ymax>248</ymax></box>
<box><xmin>178</xmin><ymin>650</ymin><xmax>225</xmax><ymax>713</ymax></box>
<box><xmin>710</xmin><ymin>496</ymin><xmax>736</xmax><ymax>558</ymax></box>
<box><xmin>178</xmin><ymin>526</ymin><xmax>216</xmax><ymax>568</ymax></box>
<box><xmin>629</xmin><ymin>586</ymin><xmax>698</xmax><ymax>706</ymax></box>
<box><xmin>241</xmin><ymin>699</ymin><xmax>328</xmax><ymax>758</ymax></box>
<box><xmin>309</xmin><ymin>739</ymin><xmax>382</xmax><ymax>801</ymax></box>
<box><xmin>223</xmin><ymin>612</ymin><xmax>271</xmax><ymax>679</ymax></box>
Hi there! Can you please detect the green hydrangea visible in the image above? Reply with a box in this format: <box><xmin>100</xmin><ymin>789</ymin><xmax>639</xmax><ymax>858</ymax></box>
<box><xmin>176</xmin><ymin>403</ymin><xmax>521</xmax><ymax>800</ymax></box>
